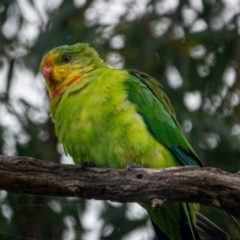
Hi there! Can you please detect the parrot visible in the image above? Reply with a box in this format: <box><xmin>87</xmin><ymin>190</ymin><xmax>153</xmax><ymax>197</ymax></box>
<box><xmin>40</xmin><ymin>43</ymin><xmax>229</xmax><ymax>240</ymax></box>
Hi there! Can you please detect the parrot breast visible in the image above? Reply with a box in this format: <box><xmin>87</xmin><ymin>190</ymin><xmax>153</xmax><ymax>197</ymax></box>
<box><xmin>49</xmin><ymin>68</ymin><xmax>177</xmax><ymax>169</ymax></box>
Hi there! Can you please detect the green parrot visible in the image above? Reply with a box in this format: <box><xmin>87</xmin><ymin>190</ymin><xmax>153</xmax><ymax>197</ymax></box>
<box><xmin>40</xmin><ymin>43</ymin><xmax>228</xmax><ymax>240</ymax></box>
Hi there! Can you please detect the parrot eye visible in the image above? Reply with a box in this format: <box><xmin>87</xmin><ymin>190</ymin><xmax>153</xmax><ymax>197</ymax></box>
<box><xmin>62</xmin><ymin>55</ymin><xmax>71</xmax><ymax>63</ymax></box>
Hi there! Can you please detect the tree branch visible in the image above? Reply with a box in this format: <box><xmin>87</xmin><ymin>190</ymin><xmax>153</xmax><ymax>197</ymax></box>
<box><xmin>0</xmin><ymin>155</ymin><xmax>240</xmax><ymax>218</ymax></box>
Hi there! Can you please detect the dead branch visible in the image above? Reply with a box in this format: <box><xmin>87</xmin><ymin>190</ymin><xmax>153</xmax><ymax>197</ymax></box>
<box><xmin>0</xmin><ymin>155</ymin><xmax>239</xmax><ymax>218</ymax></box>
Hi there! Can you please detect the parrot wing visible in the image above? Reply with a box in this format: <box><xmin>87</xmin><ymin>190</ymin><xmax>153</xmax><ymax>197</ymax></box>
<box><xmin>124</xmin><ymin>69</ymin><xmax>229</xmax><ymax>240</ymax></box>
<box><xmin>125</xmin><ymin>69</ymin><xmax>202</xmax><ymax>167</ymax></box>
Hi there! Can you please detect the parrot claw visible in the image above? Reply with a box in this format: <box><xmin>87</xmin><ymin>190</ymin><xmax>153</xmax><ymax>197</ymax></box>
<box><xmin>80</xmin><ymin>161</ymin><xmax>96</xmax><ymax>169</ymax></box>
<box><xmin>125</xmin><ymin>163</ymin><xmax>143</xmax><ymax>171</ymax></box>
<box><xmin>151</xmin><ymin>198</ymin><xmax>166</xmax><ymax>210</ymax></box>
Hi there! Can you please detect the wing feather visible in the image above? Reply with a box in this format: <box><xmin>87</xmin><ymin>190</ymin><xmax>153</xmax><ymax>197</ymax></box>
<box><xmin>125</xmin><ymin>69</ymin><xmax>201</xmax><ymax>167</ymax></box>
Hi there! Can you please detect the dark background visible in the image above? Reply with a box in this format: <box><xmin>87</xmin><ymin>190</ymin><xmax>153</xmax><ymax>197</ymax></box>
<box><xmin>0</xmin><ymin>0</ymin><xmax>240</xmax><ymax>239</ymax></box>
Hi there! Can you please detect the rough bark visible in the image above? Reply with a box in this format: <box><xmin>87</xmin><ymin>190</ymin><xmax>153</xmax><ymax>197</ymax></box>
<box><xmin>0</xmin><ymin>155</ymin><xmax>240</xmax><ymax>218</ymax></box>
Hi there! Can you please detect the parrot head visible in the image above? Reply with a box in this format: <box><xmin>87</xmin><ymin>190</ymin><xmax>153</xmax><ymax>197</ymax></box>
<box><xmin>40</xmin><ymin>43</ymin><xmax>104</xmax><ymax>99</ymax></box>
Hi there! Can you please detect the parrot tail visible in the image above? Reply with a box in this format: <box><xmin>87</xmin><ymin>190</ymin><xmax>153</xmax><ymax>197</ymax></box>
<box><xmin>146</xmin><ymin>203</ymin><xmax>229</xmax><ymax>240</ymax></box>
<box><xmin>196</xmin><ymin>212</ymin><xmax>229</xmax><ymax>240</ymax></box>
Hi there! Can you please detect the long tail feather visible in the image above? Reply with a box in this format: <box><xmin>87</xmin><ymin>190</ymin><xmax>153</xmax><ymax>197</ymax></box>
<box><xmin>150</xmin><ymin>219</ymin><xmax>170</xmax><ymax>240</ymax></box>
<box><xmin>196</xmin><ymin>212</ymin><xmax>229</xmax><ymax>240</ymax></box>
<box><xmin>181</xmin><ymin>203</ymin><xmax>201</xmax><ymax>240</ymax></box>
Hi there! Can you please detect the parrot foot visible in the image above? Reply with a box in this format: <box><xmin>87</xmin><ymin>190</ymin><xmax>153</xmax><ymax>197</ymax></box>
<box><xmin>125</xmin><ymin>163</ymin><xmax>143</xmax><ymax>171</ymax></box>
<box><xmin>151</xmin><ymin>198</ymin><xmax>166</xmax><ymax>210</ymax></box>
<box><xmin>80</xmin><ymin>161</ymin><xmax>96</xmax><ymax>169</ymax></box>
<box><xmin>212</xmin><ymin>199</ymin><xmax>220</xmax><ymax>207</ymax></box>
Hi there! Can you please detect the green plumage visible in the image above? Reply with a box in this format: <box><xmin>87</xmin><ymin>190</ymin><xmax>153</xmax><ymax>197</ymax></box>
<box><xmin>41</xmin><ymin>43</ymin><xmax>227</xmax><ymax>240</ymax></box>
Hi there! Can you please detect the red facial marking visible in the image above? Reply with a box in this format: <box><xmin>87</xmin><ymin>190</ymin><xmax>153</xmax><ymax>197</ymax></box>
<box><xmin>42</xmin><ymin>65</ymin><xmax>53</xmax><ymax>78</ymax></box>
<box><xmin>50</xmin><ymin>75</ymin><xmax>82</xmax><ymax>102</ymax></box>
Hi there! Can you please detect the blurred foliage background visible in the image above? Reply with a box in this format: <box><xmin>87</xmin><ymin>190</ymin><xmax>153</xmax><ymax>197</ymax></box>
<box><xmin>0</xmin><ymin>0</ymin><xmax>240</xmax><ymax>239</ymax></box>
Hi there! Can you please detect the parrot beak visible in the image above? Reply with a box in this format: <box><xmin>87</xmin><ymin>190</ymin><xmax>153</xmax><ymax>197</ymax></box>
<box><xmin>42</xmin><ymin>64</ymin><xmax>53</xmax><ymax>78</ymax></box>
<box><xmin>41</xmin><ymin>62</ymin><xmax>55</xmax><ymax>96</ymax></box>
